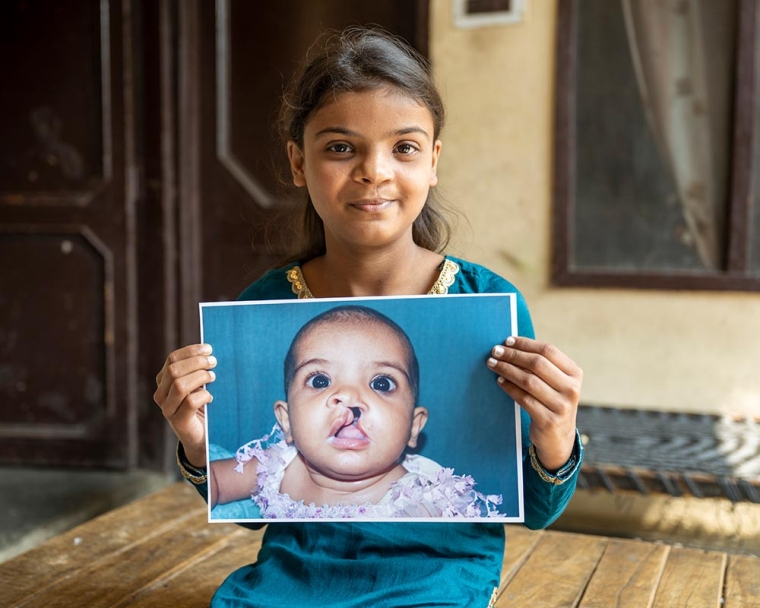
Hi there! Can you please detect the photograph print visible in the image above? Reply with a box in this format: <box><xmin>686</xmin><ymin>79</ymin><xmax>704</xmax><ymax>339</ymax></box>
<box><xmin>200</xmin><ymin>293</ymin><xmax>524</xmax><ymax>523</ymax></box>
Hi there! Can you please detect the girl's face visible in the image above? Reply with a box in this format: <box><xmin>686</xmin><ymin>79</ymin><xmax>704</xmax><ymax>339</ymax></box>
<box><xmin>274</xmin><ymin>320</ymin><xmax>428</xmax><ymax>482</ymax></box>
<box><xmin>287</xmin><ymin>87</ymin><xmax>442</xmax><ymax>252</ymax></box>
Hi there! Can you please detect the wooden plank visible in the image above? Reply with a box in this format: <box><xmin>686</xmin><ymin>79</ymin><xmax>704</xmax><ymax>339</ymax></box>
<box><xmin>500</xmin><ymin>525</ymin><xmax>542</xmax><ymax>587</ymax></box>
<box><xmin>497</xmin><ymin>531</ymin><xmax>607</xmax><ymax>607</ymax></box>
<box><xmin>127</xmin><ymin>528</ymin><xmax>265</xmax><ymax>608</ymax></box>
<box><xmin>578</xmin><ymin>539</ymin><xmax>670</xmax><ymax>608</ymax></box>
<box><xmin>12</xmin><ymin>512</ymin><xmax>239</xmax><ymax>608</ymax></box>
<box><xmin>724</xmin><ymin>554</ymin><xmax>760</xmax><ymax>608</ymax></box>
<box><xmin>2</xmin><ymin>480</ymin><xmax>753</xmax><ymax>608</ymax></box>
<box><xmin>652</xmin><ymin>547</ymin><xmax>727</xmax><ymax>608</ymax></box>
<box><xmin>0</xmin><ymin>483</ymin><xmax>205</xmax><ymax>607</ymax></box>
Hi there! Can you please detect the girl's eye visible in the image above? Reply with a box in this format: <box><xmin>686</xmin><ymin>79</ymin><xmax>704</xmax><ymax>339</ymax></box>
<box><xmin>306</xmin><ymin>373</ymin><xmax>331</xmax><ymax>389</ymax></box>
<box><xmin>327</xmin><ymin>143</ymin><xmax>352</xmax><ymax>154</ymax></box>
<box><xmin>370</xmin><ymin>375</ymin><xmax>397</xmax><ymax>393</ymax></box>
<box><xmin>395</xmin><ymin>143</ymin><xmax>417</xmax><ymax>155</ymax></box>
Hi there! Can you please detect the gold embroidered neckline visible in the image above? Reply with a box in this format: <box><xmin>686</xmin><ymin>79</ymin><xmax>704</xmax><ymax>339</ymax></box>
<box><xmin>286</xmin><ymin>266</ymin><xmax>315</xmax><ymax>299</ymax></box>
<box><xmin>286</xmin><ymin>258</ymin><xmax>460</xmax><ymax>299</ymax></box>
<box><xmin>428</xmin><ymin>259</ymin><xmax>460</xmax><ymax>294</ymax></box>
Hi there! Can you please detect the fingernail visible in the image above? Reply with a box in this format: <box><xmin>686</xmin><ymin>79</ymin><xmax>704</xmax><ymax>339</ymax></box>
<box><xmin>505</xmin><ymin>336</ymin><xmax>516</xmax><ymax>346</ymax></box>
<box><xmin>208</xmin><ymin>393</ymin><xmax>214</xmax><ymax>402</ymax></box>
<box><xmin>487</xmin><ymin>357</ymin><xmax>497</xmax><ymax>368</ymax></box>
<box><xmin>497</xmin><ymin>376</ymin><xmax>505</xmax><ymax>384</ymax></box>
<box><xmin>200</xmin><ymin>344</ymin><xmax>212</xmax><ymax>354</ymax></box>
<box><xmin>492</xmin><ymin>346</ymin><xmax>505</xmax><ymax>357</ymax></box>
<box><xmin>208</xmin><ymin>370</ymin><xmax>216</xmax><ymax>381</ymax></box>
<box><xmin>208</xmin><ymin>356</ymin><xmax>217</xmax><ymax>367</ymax></box>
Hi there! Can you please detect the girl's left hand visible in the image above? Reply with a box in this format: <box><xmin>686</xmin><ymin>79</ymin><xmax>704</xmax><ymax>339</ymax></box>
<box><xmin>487</xmin><ymin>337</ymin><xmax>583</xmax><ymax>472</ymax></box>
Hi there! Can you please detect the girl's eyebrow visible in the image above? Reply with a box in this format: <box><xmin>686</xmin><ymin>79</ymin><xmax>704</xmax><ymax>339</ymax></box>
<box><xmin>313</xmin><ymin>126</ymin><xmax>431</xmax><ymax>139</ymax></box>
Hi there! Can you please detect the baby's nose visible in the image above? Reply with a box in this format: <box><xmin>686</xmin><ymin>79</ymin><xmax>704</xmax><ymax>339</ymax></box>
<box><xmin>328</xmin><ymin>387</ymin><xmax>361</xmax><ymax>409</ymax></box>
<box><xmin>349</xmin><ymin>406</ymin><xmax>361</xmax><ymax>420</ymax></box>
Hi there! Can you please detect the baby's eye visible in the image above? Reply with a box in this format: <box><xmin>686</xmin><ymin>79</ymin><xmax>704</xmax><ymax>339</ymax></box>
<box><xmin>306</xmin><ymin>373</ymin><xmax>331</xmax><ymax>389</ymax></box>
<box><xmin>370</xmin><ymin>375</ymin><xmax>397</xmax><ymax>393</ymax></box>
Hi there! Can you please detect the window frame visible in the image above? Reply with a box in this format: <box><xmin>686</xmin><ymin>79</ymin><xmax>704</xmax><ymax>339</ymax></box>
<box><xmin>552</xmin><ymin>0</ymin><xmax>760</xmax><ymax>291</ymax></box>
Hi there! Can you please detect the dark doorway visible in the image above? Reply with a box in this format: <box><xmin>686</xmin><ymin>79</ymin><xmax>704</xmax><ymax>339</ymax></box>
<box><xmin>0</xmin><ymin>0</ymin><xmax>429</xmax><ymax>472</ymax></box>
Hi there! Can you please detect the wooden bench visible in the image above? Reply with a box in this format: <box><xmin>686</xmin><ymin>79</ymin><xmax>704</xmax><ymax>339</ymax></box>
<box><xmin>1</xmin><ymin>482</ymin><xmax>758</xmax><ymax>607</ymax></box>
<box><xmin>575</xmin><ymin>405</ymin><xmax>760</xmax><ymax>503</ymax></box>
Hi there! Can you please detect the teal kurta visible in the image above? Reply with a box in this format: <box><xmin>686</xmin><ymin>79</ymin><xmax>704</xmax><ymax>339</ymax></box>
<box><xmin>188</xmin><ymin>256</ymin><xmax>582</xmax><ymax>608</ymax></box>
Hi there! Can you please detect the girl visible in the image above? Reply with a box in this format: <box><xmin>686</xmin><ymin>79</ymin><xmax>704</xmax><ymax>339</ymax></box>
<box><xmin>154</xmin><ymin>26</ymin><xmax>583</xmax><ymax>608</ymax></box>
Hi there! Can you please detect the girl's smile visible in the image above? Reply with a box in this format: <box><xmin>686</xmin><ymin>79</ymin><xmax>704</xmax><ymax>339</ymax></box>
<box><xmin>347</xmin><ymin>198</ymin><xmax>395</xmax><ymax>212</ymax></box>
<box><xmin>287</xmin><ymin>87</ymin><xmax>442</xmax><ymax>253</ymax></box>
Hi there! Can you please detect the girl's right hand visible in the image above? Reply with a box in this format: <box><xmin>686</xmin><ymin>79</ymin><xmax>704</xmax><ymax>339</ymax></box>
<box><xmin>153</xmin><ymin>343</ymin><xmax>217</xmax><ymax>468</ymax></box>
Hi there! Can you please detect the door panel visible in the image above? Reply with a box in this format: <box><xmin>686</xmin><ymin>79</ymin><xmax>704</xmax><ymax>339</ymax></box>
<box><xmin>0</xmin><ymin>0</ymin><xmax>106</xmax><ymax>199</ymax></box>
<box><xmin>0</xmin><ymin>0</ymin><xmax>427</xmax><ymax>470</ymax></box>
<box><xmin>0</xmin><ymin>0</ymin><xmax>132</xmax><ymax>467</ymax></box>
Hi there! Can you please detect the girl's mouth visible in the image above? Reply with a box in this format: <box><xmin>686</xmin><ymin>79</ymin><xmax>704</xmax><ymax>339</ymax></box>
<box><xmin>349</xmin><ymin>199</ymin><xmax>393</xmax><ymax>212</ymax></box>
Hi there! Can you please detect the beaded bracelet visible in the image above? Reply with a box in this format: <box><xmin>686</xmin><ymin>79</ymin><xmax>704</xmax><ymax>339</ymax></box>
<box><xmin>528</xmin><ymin>429</ymin><xmax>582</xmax><ymax>485</ymax></box>
<box><xmin>176</xmin><ymin>442</ymin><xmax>208</xmax><ymax>485</ymax></box>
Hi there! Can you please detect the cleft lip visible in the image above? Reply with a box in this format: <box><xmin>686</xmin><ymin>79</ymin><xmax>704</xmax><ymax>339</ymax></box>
<box><xmin>328</xmin><ymin>412</ymin><xmax>349</xmax><ymax>438</ymax></box>
<box><xmin>328</xmin><ymin>407</ymin><xmax>355</xmax><ymax>438</ymax></box>
<box><xmin>328</xmin><ymin>406</ymin><xmax>369</xmax><ymax>441</ymax></box>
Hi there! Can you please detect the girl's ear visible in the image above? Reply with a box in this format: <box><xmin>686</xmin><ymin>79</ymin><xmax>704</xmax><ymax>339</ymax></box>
<box><xmin>407</xmin><ymin>406</ymin><xmax>429</xmax><ymax>449</ymax></box>
<box><xmin>429</xmin><ymin>140</ymin><xmax>442</xmax><ymax>188</ymax></box>
<box><xmin>273</xmin><ymin>399</ymin><xmax>294</xmax><ymax>442</ymax></box>
<box><xmin>287</xmin><ymin>141</ymin><xmax>307</xmax><ymax>187</ymax></box>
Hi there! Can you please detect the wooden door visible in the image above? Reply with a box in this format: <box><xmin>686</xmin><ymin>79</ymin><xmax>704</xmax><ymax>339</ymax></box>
<box><xmin>0</xmin><ymin>0</ymin><xmax>140</xmax><ymax>468</ymax></box>
<box><xmin>0</xmin><ymin>0</ymin><xmax>428</xmax><ymax>471</ymax></box>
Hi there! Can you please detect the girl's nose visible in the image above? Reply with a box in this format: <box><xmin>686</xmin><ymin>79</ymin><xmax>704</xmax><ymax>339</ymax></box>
<box><xmin>354</xmin><ymin>151</ymin><xmax>392</xmax><ymax>184</ymax></box>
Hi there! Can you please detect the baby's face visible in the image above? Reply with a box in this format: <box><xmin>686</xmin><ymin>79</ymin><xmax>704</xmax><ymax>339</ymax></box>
<box><xmin>275</xmin><ymin>320</ymin><xmax>426</xmax><ymax>482</ymax></box>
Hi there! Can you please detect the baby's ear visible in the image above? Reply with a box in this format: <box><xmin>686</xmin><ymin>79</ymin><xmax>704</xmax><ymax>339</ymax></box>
<box><xmin>273</xmin><ymin>400</ymin><xmax>293</xmax><ymax>443</ymax></box>
<box><xmin>407</xmin><ymin>406</ymin><xmax>429</xmax><ymax>449</ymax></box>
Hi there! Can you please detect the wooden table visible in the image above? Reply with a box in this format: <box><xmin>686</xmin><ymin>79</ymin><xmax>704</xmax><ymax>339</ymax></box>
<box><xmin>1</xmin><ymin>483</ymin><xmax>758</xmax><ymax>607</ymax></box>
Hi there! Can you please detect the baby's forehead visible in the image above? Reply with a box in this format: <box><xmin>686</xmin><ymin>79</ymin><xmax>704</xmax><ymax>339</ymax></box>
<box><xmin>296</xmin><ymin>317</ymin><xmax>409</xmax><ymax>354</ymax></box>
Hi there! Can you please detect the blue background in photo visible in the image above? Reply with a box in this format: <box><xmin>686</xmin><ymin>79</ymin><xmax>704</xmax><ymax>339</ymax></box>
<box><xmin>201</xmin><ymin>294</ymin><xmax>520</xmax><ymax>518</ymax></box>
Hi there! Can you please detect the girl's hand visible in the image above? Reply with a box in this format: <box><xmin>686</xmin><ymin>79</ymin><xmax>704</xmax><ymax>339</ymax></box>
<box><xmin>153</xmin><ymin>344</ymin><xmax>217</xmax><ymax>468</ymax></box>
<box><xmin>487</xmin><ymin>337</ymin><xmax>582</xmax><ymax>472</ymax></box>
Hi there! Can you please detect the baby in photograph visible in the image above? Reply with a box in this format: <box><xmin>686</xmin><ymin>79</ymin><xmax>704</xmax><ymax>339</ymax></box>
<box><xmin>209</xmin><ymin>305</ymin><xmax>504</xmax><ymax>519</ymax></box>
